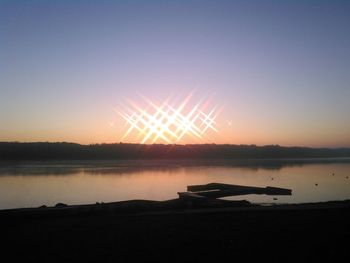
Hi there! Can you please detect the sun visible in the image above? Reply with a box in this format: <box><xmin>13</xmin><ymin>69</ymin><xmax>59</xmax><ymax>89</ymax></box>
<box><xmin>117</xmin><ymin>93</ymin><xmax>221</xmax><ymax>144</ymax></box>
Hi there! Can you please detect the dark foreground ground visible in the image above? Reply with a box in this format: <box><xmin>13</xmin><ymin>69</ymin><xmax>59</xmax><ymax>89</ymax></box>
<box><xmin>1</xmin><ymin>200</ymin><xmax>349</xmax><ymax>263</ymax></box>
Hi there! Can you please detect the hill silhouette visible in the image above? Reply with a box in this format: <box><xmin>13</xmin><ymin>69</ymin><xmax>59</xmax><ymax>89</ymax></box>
<box><xmin>0</xmin><ymin>142</ymin><xmax>350</xmax><ymax>160</ymax></box>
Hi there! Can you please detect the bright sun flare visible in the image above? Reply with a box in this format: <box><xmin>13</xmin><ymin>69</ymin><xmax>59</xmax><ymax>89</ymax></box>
<box><xmin>117</xmin><ymin>93</ymin><xmax>221</xmax><ymax>144</ymax></box>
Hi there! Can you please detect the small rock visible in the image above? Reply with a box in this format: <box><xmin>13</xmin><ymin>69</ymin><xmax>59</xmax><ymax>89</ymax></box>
<box><xmin>55</xmin><ymin>202</ymin><xmax>68</xmax><ymax>208</ymax></box>
<box><xmin>315</xmin><ymin>183</ymin><xmax>318</xmax><ymax>186</ymax></box>
<box><xmin>273</xmin><ymin>198</ymin><xmax>278</xmax><ymax>201</ymax></box>
<box><xmin>39</xmin><ymin>205</ymin><xmax>47</xmax><ymax>209</ymax></box>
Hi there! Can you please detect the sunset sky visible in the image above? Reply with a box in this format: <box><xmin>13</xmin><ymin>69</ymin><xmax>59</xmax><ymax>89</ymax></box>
<box><xmin>1</xmin><ymin>0</ymin><xmax>350</xmax><ymax>147</ymax></box>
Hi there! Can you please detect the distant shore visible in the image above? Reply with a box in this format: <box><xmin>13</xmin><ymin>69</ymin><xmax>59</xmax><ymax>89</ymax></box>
<box><xmin>1</xmin><ymin>142</ymin><xmax>350</xmax><ymax>160</ymax></box>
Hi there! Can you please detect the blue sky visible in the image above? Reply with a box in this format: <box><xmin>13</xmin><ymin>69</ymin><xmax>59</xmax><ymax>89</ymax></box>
<box><xmin>1</xmin><ymin>0</ymin><xmax>350</xmax><ymax>146</ymax></box>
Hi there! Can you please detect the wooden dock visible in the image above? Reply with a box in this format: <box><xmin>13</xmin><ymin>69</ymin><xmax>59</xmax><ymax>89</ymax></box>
<box><xmin>178</xmin><ymin>182</ymin><xmax>292</xmax><ymax>200</ymax></box>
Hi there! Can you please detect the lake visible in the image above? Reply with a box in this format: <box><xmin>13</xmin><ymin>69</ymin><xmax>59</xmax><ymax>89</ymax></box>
<box><xmin>0</xmin><ymin>158</ymin><xmax>350</xmax><ymax>209</ymax></box>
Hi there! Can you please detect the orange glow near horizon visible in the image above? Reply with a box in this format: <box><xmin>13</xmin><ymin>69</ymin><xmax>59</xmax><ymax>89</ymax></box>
<box><xmin>117</xmin><ymin>93</ymin><xmax>221</xmax><ymax>144</ymax></box>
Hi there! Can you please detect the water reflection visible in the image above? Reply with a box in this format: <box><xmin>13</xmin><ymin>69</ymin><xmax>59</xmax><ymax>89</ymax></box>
<box><xmin>0</xmin><ymin>159</ymin><xmax>349</xmax><ymax>209</ymax></box>
<box><xmin>1</xmin><ymin>158</ymin><xmax>350</xmax><ymax>176</ymax></box>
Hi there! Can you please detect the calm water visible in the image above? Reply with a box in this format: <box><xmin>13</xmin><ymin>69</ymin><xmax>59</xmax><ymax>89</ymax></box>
<box><xmin>0</xmin><ymin>159</ymin><xmax>350</xmax><ymax>209</ymax></box>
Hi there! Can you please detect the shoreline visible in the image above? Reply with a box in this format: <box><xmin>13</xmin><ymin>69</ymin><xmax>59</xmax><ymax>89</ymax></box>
<box><xmin>1</xmin><ymin>198</ymin><xmax>350</xmax><ymax>217</ymax></box>
<box><xmin>1</xmin><ymin>198</ymin><xmax>349</xmax><ymax>262</ymax></box>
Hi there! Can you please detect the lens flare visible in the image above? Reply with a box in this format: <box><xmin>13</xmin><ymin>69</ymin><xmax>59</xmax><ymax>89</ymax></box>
<box><xmin>118</xmin><ymin>94</ymin><xmax>220</xmax><ymax>144</ymax></box>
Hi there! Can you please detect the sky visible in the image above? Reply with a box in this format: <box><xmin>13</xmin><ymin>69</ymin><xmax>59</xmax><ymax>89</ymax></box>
<box><xmin>1</xmin><ymin>0</ymin><xmax>350</xmax><ymax>147</ymax></box>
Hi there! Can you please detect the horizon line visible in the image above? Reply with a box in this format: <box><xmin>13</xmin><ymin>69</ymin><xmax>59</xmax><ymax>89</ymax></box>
<box><xmin>1</xmin><ymin>141</ymin><xmax>350</xmax><ymax>149</ymax></box>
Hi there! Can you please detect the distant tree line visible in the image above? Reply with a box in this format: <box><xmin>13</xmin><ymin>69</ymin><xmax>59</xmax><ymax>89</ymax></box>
<box><xmin>0</xmin><ymin>142</ymin><xmax>350</xmax><ymax>160</ymax></box>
